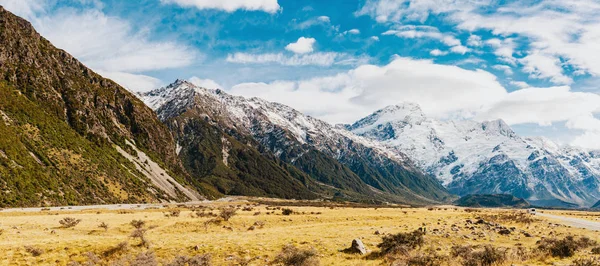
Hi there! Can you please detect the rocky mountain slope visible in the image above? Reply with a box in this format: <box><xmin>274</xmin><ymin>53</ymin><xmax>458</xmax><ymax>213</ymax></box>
<box><xmin>0</xmin><ymin>6</ymin><xmax>202</xmax><ymax>206</ymax></box>
<box><xmin>347</xmin><ymin>103</ymin><xmax>600</xmax><ymax>207</ymax></box>
<box><xmin>141</xmin><ymin>81</ymin><xmax>452</xmax><ymax>204</ymax></box>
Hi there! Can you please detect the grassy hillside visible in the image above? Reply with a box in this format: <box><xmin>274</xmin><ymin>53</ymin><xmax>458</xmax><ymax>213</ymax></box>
<box><xmin>0</xmin><ymin>83</ymin><xmax>173</xmax><ymax>206</ymax></box>
<box><xmin>0</xmin><ymin>6</ymin><xmax>194</xmax><ymax>206</ymax></box>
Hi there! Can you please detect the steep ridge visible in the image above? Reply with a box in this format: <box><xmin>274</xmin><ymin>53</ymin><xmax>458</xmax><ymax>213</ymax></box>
<box><xmin>141</xmin><ymin>81</ymin><xmax>452</xmax><ymax>204</ymax></box>
<box><xmin>0</xmin><ymin>6</ymin><xmax>200</xmax><ymax>206</ymax></box>
<box><xmin>348</xmin><ymin>103</ymin><xmax>600</xmax><ymax>207</ymax></box>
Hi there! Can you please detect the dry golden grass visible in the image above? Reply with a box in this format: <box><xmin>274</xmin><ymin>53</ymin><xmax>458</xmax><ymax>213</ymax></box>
<box><xmin>0</xmin><ymin>199</ymin><xmax>599</xmax><ymax>265</ymax></box>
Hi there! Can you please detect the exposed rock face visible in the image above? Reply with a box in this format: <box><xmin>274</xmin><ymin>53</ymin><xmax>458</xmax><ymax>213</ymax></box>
<box><xmin>140</xmin><ymin>81</ymin><xmax>452</xmax><ymax>205</ymax></box>
<box><xmin>0</xmin><ymin>6</ymin><xmax>198</xmax><ymax>206</ymax></box>
<box><xmin>348</xmin><ymin>103</ymin><xmax>600</xmax><ymax>207</ymax></box>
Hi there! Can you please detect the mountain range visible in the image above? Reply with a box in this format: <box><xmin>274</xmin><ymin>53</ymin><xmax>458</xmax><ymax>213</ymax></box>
<box><xmin>347</xmin><ymin>103</ymin><xmax>600</xmax><ymax>207</ymax></box>
<box><xmin>1</xmin><ymin>5</ymin><xmax>598</xmax><ymax>208</ymax></box>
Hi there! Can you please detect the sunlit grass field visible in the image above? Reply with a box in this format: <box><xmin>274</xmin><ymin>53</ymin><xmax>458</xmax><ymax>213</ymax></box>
<box><xmin>0</xmin><ymin>198</ymin><xmax>599</xmax><ymax>265</ymax></box>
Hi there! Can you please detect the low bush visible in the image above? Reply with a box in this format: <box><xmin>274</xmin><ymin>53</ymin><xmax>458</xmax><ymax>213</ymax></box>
<box><xmin>463</xmin><ymin>246</ymin><xmax>505</xmax><ymax>266</ymax></box>
<box><xmin>24</xmin><ymin>245</ymin><xmax>43</xmax><ymax>257</ymax></box>
<box><xmin>102</xmin><ymin>241</ymin><xmax>128</xmax><ymax>258</ymax></box>
<box><xmin>166</xmin><ymin>254</ymin><xmax>212</xmax><ymax>266</ymax></box>
<box><xmin>59</xmin><ymin>217</ymin><xmax>81</xmax><ymax>228</ymax></box>
<box><xmin>537</xmin><ymin>236</ymin><xmax>589</xmax><ymax>258</ymax></box>
<box><xmin>406</xmin><ymin>253</ymin><xmax>448</xmax><ymax>266</ymax></box>
<box><xmin>572</xmin><ymin>257</ymin><xmax>600</xmax><ymax>266</ymax></box>
<box><xmin>273</xmin><ymin>244</ymin><xmax>319</xmax><ymax>266</ymax></box>
<box><xmin>219</xmin><ymin>208</ymin><xmax>237</xmax><ymax>221</ymax></box>
<box><xmin>130</xmin><ymin>220</ymin><xmax>146</xmax><ymax>229</ymax></box>
<box><xmin>377</xmin><ymin>230</ymin><xmax>424</xmax><ymax>256</ymax></box>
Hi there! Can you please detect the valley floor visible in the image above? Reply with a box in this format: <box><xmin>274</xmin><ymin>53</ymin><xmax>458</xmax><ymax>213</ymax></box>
<box><xmin>1</xmin><ymin>198</ymin><xmax>599</xmax><ymax>265</ymax></box>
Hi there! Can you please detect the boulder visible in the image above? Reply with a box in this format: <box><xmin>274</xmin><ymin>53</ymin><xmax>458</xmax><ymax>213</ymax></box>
<box><xmin>344</xmin><ymin>239</ymin><xmax>367</xmax><ymax>255</ymax></box>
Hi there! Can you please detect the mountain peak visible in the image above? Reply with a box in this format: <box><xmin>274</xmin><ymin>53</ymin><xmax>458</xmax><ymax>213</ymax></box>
<box><xmin>348</xmin><ymin>102</ymin><xmax>427</xmax><ymax>132</ymax></box>
<box><xmin>481</xmin><ymin>119</ymin><xmax>517</xmax><ymax>138</ymax></box>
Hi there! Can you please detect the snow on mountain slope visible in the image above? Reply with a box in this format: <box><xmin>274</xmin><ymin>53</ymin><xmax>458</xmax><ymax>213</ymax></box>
<box><xmin>347</xmin><ymin>103</ymin><xmax>600</xmax><ymax>207</ymax></box>
<box><xmin>139</xmin><ymin>80</ymin><xmax>451</xmax><ymax>204</ymax></box>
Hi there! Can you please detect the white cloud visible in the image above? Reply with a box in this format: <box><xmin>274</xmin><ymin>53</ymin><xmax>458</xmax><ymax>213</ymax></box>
<box><xmin>357</xmin><ymin>0</ymin><xmax>600</xmax><ymax>86</ymax></box>
<box><xmin>571</xmin><ymin>131</ymin><xmax>600</xmax><ymax>150</ymax></box>
<box><xmin>34</xmin><ymin>10</ymin><xmax>196</xmax><ymax>73</ymax></box>
<box><xmin>317</xmin><ymin>16</ymin><xmax>330</xmax><ymax>22</ymax></box>
<box><xmin>509</xmin><ymin>81</ymin><xmax>530</xmax><ymax>89</ymax></box>
<box><xmin>467</xmin><ymin>35</ymin><xmax>482</xmax><ymax>47</ymax></box>
<box><xmin>97</xmin><ymin>71</ymin><xmax>163</xmax><ymax>92</ymax></box>
<box><xmin>345</xmin><ymin>29</ymin><xmax>360</xmax><ymax>35</ymax></box>
<box><xmin>189</xmin><ymin>77</ymin><xmax>223</xmax><ymax>90</ymax></box>
<box><xmin>0</xmin><ymin>0</ymin><xmax>45</xmax><ymax>21</ymax></box>
<box><xmin>285</xmin><ymin>37</ymin><xmax>316</xmax><ymax>54</ymax></box>
<box><xmin>485</xmin><ymin>38</ymin><xmax>517</xmax><ymax>65</ymax></box>
<box><xmin>1</xmin><ymin>2</ymin><xmax>197</xmax><ymax>92</ymax></box>
<box><xmin>430</xmin><ymin>49</ymin><xmax>448</xmax><ymax>56</ymax></box>
<box><xmin>382</xmin><ymin>25</ymin><xmax>467</xmax><ymax>54</ymax></box>
<box><xmin>229</xmin><ymin>57</ymin><xmax>507</xmax><ymax>123</ymax></box>
<box><xmin>477</xmin><ymin>86</ymin><xmax>600</xmax><ymax>126</ymax></box>
<box><xmin>296</xmin><ymin>16</ymin><xmax>331</xmax><ymax>29</ymax></box>
<box><xmin>492</xmin><ymin>65</ymin><xmax>513</xmax><ymax>75</ymax></box>
<box><xmin>371</xmin><ymin>36</ymin><xmax>380</xmax><ymax>41</ymax></box>
<box><xmin>450</xmin><ymin>45</ymin><xmax>469</xmax><ymax>54</ymax></box>
<box><xmin>226</xmin><ymin>52</ymin><xmax>349</xmax><ymax>66</ymax></box>
<box><xmin>160</xmin><ymin>0</ymin><xmax>280</xmax><ymax>13</ymax></box>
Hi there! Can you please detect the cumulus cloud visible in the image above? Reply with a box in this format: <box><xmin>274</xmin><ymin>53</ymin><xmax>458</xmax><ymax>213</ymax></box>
<box><xmin>189</xmin><ymin>77</ymin><xmax>223</xmax><ymax>89</ymax></box>
<box><xmin>97</xmin><ymin>71</ymin><xmax>163</xmax><ymax>92</ymax></box>
<box><xmin>509</xmin><ymin>81</ymin><xmax>530</xmax><ymax>89</ymax></box>
<box><xmin>467</xmin><ymin>35</ymin><xmax>482</xmax><ymax>47</ymax></box>
<box><xmin>285</xmin><ymin>37</ymin><xmax>316</xmax><ymax>54</ymax></box>
<box><xmin>430</xmin><ymin>49</ymin><xmax>448</xmax><ymax>56</ymax></box>
<box><xmin>160</xmin><ymin>0</ymin><xmax>280</xmax><ymax>13</ymax></box>
<box><xmin>477</xmin><ymin>86</ymin><xmax>600</xmax><ymax>126</ymax></box>
<box><xmin>1</xmin><ymin>1</ymin><xmax>197</xmax><ymax>92</ymax></box>
<box><xmin>344</xmin><ymin>29</ymin><xmax>360</xmax><ymax>35</ymax></box>
<box><xmin>230</xmin><ymin>57</ymin><xmax>507</xmax><ymax>123</ymax></box>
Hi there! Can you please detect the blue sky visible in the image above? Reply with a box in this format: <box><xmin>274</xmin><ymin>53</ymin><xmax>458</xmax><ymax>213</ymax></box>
<box><xmin>2</xmin><ymin>0</ymin><xmax>600</xmax><ymax>149</ymax></box>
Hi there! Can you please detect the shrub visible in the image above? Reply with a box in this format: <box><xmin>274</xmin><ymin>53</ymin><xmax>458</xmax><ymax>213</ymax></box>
<box><xmin>451</xmin><ymin>245</ymin><xmax>473</xmax><ymax>258</ymax></box>
<box><xmin>131</xmin><ymin>251</ymin><xmax>158</xmax><ymax>266</ymax></box>
<box><xmin>98</xmin><ymin>222</ymin><xmax>109</xmax><ymax>231</ymax></box>
<box><xmin>282</xmin><ymin>209</ymin><xmax>294</xmax><ymax>216</ymax></box>
<box><xmin>130</xmin><ymin>220</ymin><xmax>146</xmax><ymax>229</ymax></box>
<box><xmin>406</xmin><ymin>253</ymin><xmax>448</xmax><ymax>266</ymax></box>
<box><xmin>463</xmin><ymin>246</ymin><xmax>505</xmax><ymax>266</ymax></box>
<box><xmin>572</xmin><ymin>257</ymin><xmax>600</xmax><ymax>266</ymax></box>
<box><xmin>165</xmin><ymin>209</ymin><xmax>181</xmax><ymax>217</ymax></box>
<box><xmin>253</xmin><ymin>221</ymin><xmax>266</xmax><ymax>229</ymax></box>
<box><xmin>591</xmin><ymin>246</ymin><xmax>600</xmax><ymax>254</ymax></box>
<box><xmin>273</xmin><ymin>244</ymin><xmax>319</xmax><ymax>266</ymax></box>
<box><xmin>166</xmin><ymin>254</ymin><xmax>212</xmax><ymax>266</ymax></box>
<box><xmin>102</xmin><ymin>241</ymin><xmax>128</xmax><ymax>257</ymax></box>
<box><xmin>59</xmin><ymin>217</ymin><xmax>81</xmax><ymax>228</ymax></box>
<box><xmin>24</xmin><ymin>245</ymin><xmax>43</xmax><ymax>257</ymax></box>
<box><xmin>130</xmin><ymin>228</ymin><xmax>150</xmax><ymax>248</ymax></box>
<box><xmin>538</xmin><ymin>236</ymin><xmax>581</xmax><ymax>258</ymax></box>
<box><xmin>219</xmin><ymin>208</ymin><xmax>237</xmax><ymax>221</ymax></box>
<box><xmin>377</xmin><ymin>230</ymin><xmax>424</xmax><ymax>256</ymax></box>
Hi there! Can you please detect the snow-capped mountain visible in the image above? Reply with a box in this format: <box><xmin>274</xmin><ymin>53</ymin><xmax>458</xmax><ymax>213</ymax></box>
<box><xmin>140</xmin><ymin>80</ymin><xmax>451</xmax><ymax>204</ymax></box>
<box><xmin>347</xmin><ymin>103</ymin><xmax>600</xmax><ymax>207</ymax></box>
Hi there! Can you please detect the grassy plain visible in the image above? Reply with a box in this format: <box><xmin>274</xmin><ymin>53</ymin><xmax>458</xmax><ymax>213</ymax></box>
<box><xmin>0</xmin><ymin>198</ymin><xmax>599</xmax><ymax>265</ymax></box>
